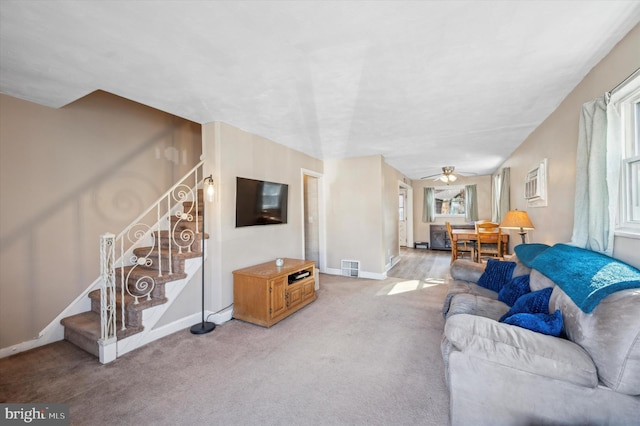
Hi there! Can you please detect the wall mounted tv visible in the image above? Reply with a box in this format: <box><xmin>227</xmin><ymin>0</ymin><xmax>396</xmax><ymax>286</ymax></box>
<box><xmin>236</xmin><ymin>177</ymin><xmax>288</xmax><ymax>227</ymax></box>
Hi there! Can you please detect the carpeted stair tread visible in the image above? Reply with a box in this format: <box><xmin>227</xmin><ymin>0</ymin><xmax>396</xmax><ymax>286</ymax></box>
<box><xmin>117</xmin><ymin>265</ymin><xmax>188</xmax><ymax>285</ymax></box>
<box><xmin>88</xmin><ymin>289</ymin><xmax>169</xmax><ymax>312</ymax></box>
<box><xmin>132</xmin><ymin>246</ymin><xmax>203</xmax><ymax>260</ymax></box>
<box><xmin>61</xmin><ymin>311</ymin><xmax>101</xmax><ymax>340</ymax></box>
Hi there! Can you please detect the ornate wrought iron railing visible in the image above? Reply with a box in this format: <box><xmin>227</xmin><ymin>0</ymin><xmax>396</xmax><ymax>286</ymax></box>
<box><xmin>99</xmin><ymin>161</ymin><xmax>205</xmax><ymax>343</ymax></box>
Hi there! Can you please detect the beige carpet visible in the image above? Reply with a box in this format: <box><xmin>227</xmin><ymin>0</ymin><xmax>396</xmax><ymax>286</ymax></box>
<box><xmin>1</xmin><ymin>259</ymin><xmax>450</xmax><ymax>425</ymax></box>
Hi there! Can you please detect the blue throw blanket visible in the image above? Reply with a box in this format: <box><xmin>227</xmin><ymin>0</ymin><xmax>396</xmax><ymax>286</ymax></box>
<box><xmin>530</xmin><ymin>243</ymin><xmax>640</xmax><ymax>313</ymax></box>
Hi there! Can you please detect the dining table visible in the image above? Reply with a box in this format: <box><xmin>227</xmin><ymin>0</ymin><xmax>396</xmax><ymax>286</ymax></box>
<box><xmin>451</xmin><ymin>229</ymin><xmax>509</xmax><ymax>262</ymax></box>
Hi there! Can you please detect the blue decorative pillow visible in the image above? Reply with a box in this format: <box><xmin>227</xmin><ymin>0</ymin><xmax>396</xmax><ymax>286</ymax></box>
<box><xmin>477</xmin><ymin>259</ymin><xmax>516</xmax><ymax>292</ymax></box>
<box><xmin>502</xmin><ymin>309</ymin><xmax>564</xmax><ymax>337</ymax></box>
<box><xmin>498</xmin><ymin>274</ymin><xmax>531</xmax><ymax>307</ymax></box>
<box><xmin>514</xmin><ymin>243</ymin><xmax>551</xmax><ymax>267</ymax></box>
<box><xmin>499</xmin><ymin>287</ymin><xmax>553</xmax><ymax>322</ymax></box>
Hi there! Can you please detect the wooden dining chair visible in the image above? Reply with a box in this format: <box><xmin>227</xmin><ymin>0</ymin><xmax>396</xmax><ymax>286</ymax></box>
<box><xmin>446</xmin><ymin>221</ymin><xmax>474</xmax><ymax>263</ymax></box>
<box><xmin>475</xmin><ymin>221</ymin><xmax>502</xmax><ymax>262</ymax></box>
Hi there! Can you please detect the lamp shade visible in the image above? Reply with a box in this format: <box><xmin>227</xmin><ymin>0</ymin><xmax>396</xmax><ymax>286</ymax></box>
<box><xmin>500</xmin><ymin>210</ymin><xmax>534</xmax><ymax>230</ymax></box>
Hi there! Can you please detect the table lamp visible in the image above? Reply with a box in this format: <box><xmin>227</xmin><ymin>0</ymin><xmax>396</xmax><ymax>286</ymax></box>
<box><xmin>500</xmin><ymin>209</ymin><xmax>535</xmax><ymax>244</ymax></box>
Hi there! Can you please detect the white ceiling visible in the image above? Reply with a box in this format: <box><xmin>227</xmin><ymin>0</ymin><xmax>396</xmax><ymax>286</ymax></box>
<box><xmin>1</xmin><ymin>1</ymin><xmax>639</xmax><ymax>179</ymax></box>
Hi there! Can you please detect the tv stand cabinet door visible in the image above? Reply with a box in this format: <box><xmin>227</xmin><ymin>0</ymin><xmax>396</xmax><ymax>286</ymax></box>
<box><xmin>270</xmin><ymin>277</ymin><xmax>287</xmax><ymax>320</ymax></box>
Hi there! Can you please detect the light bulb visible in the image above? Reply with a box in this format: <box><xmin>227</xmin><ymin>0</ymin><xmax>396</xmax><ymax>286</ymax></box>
<box><xmin>205</xmin><ymin>181</ymin><xmax>215</xmax><ymax>202</ymax></box>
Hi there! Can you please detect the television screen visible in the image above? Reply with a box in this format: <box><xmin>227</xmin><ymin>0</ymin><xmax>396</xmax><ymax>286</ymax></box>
<box><xmin>236</xmin><ymin>177</ymin><xmax>288</xmax><ymax>227</ymax></box>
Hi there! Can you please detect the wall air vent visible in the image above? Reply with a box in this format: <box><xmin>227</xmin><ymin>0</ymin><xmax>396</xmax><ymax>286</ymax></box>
<box><xmin>341</xmin><ymin>260</ymin><xmax>360</xmax><ymax>278</ymax></box>
<box><xmin>525</xmin><ymin>159</ymin><xmax>548</xmax><ymax>207</ymax></box>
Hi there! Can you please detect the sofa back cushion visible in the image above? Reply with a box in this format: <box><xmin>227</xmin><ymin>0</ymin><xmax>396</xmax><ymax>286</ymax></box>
<box><xmin>550</xmin><ymin>286</ymin><xmax>640</xmax><ymax>395</ymax></box>
<box><xmin>529</xmin><ymin>269</ymin><xmax>555</xmax><ymax>292</ymax></box>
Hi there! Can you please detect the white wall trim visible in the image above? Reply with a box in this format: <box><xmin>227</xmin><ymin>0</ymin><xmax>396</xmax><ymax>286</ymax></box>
<box><xmin>398</xmin><ymin>180</ymin><xmax>414</xmax><ymax>248</ymax></box>
<box><xmin>323</xmin><ymin>268</ymin><xmax>387</xmax><ymax>280</ymax></box>
<box><xmin>301</xmin><ymin>168</ymin><xmax>327</xmax><ymax>273</ymax></box>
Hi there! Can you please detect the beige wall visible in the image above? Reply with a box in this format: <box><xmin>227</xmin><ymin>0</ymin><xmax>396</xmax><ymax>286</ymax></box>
<box><xmin>323</xmin><ymin>155</ymin><xmax>411</xmax><ymax>277</ymax></box>
<box><xmin>383</xmin><ymin>162</ymin><xmax>412</xmax><ymax>268</ymax></box>
<box><xmin>412</xmin><ymin>175</ymin><xmax>493</xmax><ymax>245</ymax></box>
<box><xmin>201</xmin><ymin>122</ymin><xmax>324</xmax><ymax>314</ymax></box>
<box><xmin>499</xmin><ymin>24</ymin><xmax>640</xmax><ymax>268</ymax></box>
<box><xmin>0</xmin><ymin>91</ymin><xmax>202</xmax><ymax>348</ymax></box>
<box><xmin>324</xmin><ymin>155</ymin><xmax>384</xmax><ymax>276</ymax></box>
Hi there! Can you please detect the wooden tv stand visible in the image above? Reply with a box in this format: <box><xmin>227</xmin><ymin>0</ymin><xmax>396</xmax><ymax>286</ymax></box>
<box><xmin>232</xmin><ymin>258</ymin><xmax>316</xmax><ymax>327</ymax></box>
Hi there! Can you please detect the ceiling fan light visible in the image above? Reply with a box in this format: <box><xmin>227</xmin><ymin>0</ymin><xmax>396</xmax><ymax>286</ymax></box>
<box><xmin>449</xmin><ymin>174</ymin><xmax>457</xmax><ymax>182</ymax></box>
<box><xmin>440</xmin><ymin>175</ymin><xmax>448</xmax><ymax>183</ymax></box>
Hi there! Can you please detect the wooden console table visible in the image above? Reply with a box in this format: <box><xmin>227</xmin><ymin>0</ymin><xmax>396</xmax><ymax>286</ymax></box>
<box><xmin>232</xmin><ymin>258</ymin><xmax>316</xmax><ymax>327</ymax></box>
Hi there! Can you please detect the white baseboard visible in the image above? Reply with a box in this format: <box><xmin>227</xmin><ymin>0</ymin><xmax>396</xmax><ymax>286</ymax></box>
<box><xmin>323</xmin><ymin>267</ymin><xmax>386</xmax><ymax>280</ymax></box>
<box><xmin>119</xmin><ymin>306</ymin><xmax>234</xmax><ymax>357</ymax></box>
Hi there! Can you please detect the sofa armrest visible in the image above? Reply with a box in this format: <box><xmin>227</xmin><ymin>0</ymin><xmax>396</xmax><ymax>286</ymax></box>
<box><xmin>450</xmin><ymin>259</ymin><xmax>485</xmax><ymax>283</ymax></box>
<box><xmin>444</xmin><ymin>314</ymin><xmax>598</xmax><ymax>388</ymax></box>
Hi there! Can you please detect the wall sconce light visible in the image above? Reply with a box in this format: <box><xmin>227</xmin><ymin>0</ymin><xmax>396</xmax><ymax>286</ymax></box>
<box><xmin>191</xmin><ymin>174</ymin><xmax>216</xmax><ymax>335</ymax></box>
<box><xmin>205</xmin><ymin>175</ymin><xmax>215</xmax><ymax>202</ymax></box>
<box><xmin>500</xmin><ymin>209</ymin><xmax>535</xmax><ymax>245</ymax></box>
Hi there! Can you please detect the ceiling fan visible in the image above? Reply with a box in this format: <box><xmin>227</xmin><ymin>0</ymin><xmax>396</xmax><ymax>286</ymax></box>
<box><xmin>420</xmin><ymin>166</ymin><xmax>475</xmax><ymax>183</ymax></box>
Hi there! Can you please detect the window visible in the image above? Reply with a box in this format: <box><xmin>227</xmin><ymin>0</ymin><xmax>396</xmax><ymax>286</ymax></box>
<box><xmin>612</xmin><ymin>71</ymin><xmax>640</xmax><ymax>236</ymax></box>
<box><xmin>434</xmin><ymin>186</ymin><xmax>465</xmax><ymax>216</ymax></box>
<box><xmin>398</xmin><ymin>193</ymin><xmax>405</xmax><ymax>221</ymax></box>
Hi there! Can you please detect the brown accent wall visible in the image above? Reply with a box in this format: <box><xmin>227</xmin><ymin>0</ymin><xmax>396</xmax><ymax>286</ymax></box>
<box><xmin>0</xmin><ymin>91</ymin><xmax>202</xmax><ymax>348</ymax></box>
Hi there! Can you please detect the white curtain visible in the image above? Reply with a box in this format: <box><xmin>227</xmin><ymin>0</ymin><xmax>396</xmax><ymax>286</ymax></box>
<box><xmin>492</xmin><ymin>167</ymin><xmax>510</xmax><ymax>223</ymax></box>
<box><xmin>423</xmin><ymin>187</ymin><xmax>435</xmax><ymax>222</ymax></box>
<box><xmin>570</xmin><ymin>96</ymin><xmax>620</xmax><ymax>255</ymax></box>
<box><xmin>465</xmin><ymin>184</ymin><xmax>479</xmax><ymax>222</ymax></box>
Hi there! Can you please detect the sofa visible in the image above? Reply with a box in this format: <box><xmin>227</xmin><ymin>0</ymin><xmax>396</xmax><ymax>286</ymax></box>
<box><xmin>440</xmin><ymin>243</ymin><xmax>640</xmax><ymax>425</ymax></box>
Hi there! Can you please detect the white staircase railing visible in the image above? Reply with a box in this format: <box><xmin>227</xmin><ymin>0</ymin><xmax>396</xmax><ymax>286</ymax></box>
<box><xmin>98</xmin><ymin>161</ymin><xmax>205</xmax><ymax>360</ymax></box>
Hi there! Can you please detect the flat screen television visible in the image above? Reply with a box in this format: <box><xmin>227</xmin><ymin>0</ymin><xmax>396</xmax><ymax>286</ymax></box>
<box><xmin>236</xmin><ymin>177</ymin><xmax>288</xmax><ymax>227</ymax></box>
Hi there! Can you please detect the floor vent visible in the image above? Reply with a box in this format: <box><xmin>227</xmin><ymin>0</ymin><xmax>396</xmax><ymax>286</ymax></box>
<box><xmin>341</xmin><ymin>260</ymin><xmax>360</xmax><ymax>277</ymax></box>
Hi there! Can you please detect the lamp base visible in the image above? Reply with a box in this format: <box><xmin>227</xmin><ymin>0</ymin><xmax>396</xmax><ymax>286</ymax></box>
<box><xmin>190</xmin><ymin>321</ymin><xmax>216</xmax><ymax>335</ymax></box>
<box><xmin>518</xmin><ymin>232</ymin><xmax>527</xmax><ymax>244</ymax></box>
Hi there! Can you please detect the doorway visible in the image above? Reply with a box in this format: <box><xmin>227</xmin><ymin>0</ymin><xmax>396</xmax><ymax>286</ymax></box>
<box><xmin>399</xmin><ymin>188</ymin><xmax>407</xmax><ymax>247</ymax></box>
<box><xmin>398</xmin><ymin>181</ymin><xmax>414</xmax><ymax>251</ymax></box>
<box><xmin>302</xmin><ymin>170</ymin><xmax>325</xmax><ymax>289</ymax></box>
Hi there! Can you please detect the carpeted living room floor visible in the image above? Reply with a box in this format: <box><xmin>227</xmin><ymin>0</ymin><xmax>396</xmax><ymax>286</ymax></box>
<box><xmin>0</xmin><ymin>249</ymin><xmax>451</xmax><ymax>425</ymax></box>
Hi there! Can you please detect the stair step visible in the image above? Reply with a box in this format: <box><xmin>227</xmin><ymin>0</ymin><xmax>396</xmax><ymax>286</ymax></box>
<box><xmin>134</xmin><ymin>246</ymin><xmax>203</xmax><ymax>259</ymax></box>
<box><xmin>60</xmin><ymin>311</ymin><xmax>144</xmax><ymax>357</ymax></box>
<box><xmin>153</xmin><ymin>230</ymin><xmax>207</xmax><ymax>254</ymax></box>
<box><xmin>89</xmin><ymin>289</ymin><xmax>168</xmax><ymax>328</ymax></box>
<box><xmin>170</xmin><ymin>216</ymin><xmax>204</xmax><ymax>233</ymax></box>
<box><xmin>181</xmin><ymin>200</ymin><xmax>204</xmax><ymax>212</ymax></box>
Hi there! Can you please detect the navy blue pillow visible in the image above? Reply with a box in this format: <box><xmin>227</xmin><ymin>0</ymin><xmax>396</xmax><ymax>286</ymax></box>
<box><xmin>498</xmin><ymin>274</ymin><xmax>531</xmax><ymax>307</ymax></box>
<box><xmin>502</xmin><ymin>309</ymin><xmax>563</xmax><ymax>337</ymax></box>
<box><xmin>499</xmin><ymin>287</ymin><xmax>553</xmax><ymax>322</ymax></box>
<box><xmin>477</xmin><ymin>259</ymin><xmax>516</xmax><ymax>292</ymax></box>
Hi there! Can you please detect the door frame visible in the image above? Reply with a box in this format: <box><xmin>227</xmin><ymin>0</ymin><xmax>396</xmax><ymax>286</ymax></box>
<box><xmin>398</xmin><ymin>180</ymin><xmax>414</xmax><ymax>250</ymax></box>
<box><xmin>300</xmin><ymin>169</ymin><xmax>326</xmax><ymax>274</ymax></box>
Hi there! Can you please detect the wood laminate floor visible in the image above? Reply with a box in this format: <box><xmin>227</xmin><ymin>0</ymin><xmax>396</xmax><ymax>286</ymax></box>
<box><xmin>387</xmin><ymin>247</ymin><xmax>451</xmax><ymax>282</ymax></box>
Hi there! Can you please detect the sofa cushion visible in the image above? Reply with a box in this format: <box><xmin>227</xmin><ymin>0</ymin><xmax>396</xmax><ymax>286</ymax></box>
<box><xmin>498</xmin><ymin>274</ymin><xmax>531</xmax><ymax>306</ymax></box>
<box><xmin>499</xmin><ymin>287</ymin><xmax>552</xmax><ymax>322</ymax></box>
<box><xmin>442</xmin><ymin>280</ymin><xmax>499</xmax><ymax>319</ymax></box>
<box><xmin>513</xmin><ymin>243</ymin><xmax>550</xmax><ymax>267</ymax></box>
<box><xmin>450</xmin><ymin>259</ymin><xmax>486</xmax><ymax>283</ymax></box>
<box><xmin>550</xmin><ymin>286</ymin><xmax>640</xmax><ymax>396</ymax></box>
<box><xmin>446</xmin><ymin>293</ymin><xmax>510</xmax><ymax>321</ymax></box>
<box><xmin>444</xmin><ymin>314</ymin><xmax>598</xmax><ymax>388</ymax></box>
<box><xmin>529</xmin><ymin>269</ymin><xmax>556</xmax><ymax>292</ymax></box>
<box><xmin>477</xmin><ymin>259</ymin><xmax>516</xmax><ymax>292</ymax></box>
<box><xmin>502</xmin><ymin>309</ymin><xmax>563</xmax><ymax>337</ymax></box>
